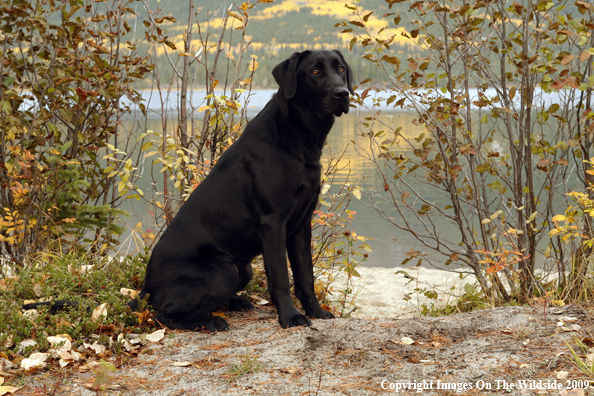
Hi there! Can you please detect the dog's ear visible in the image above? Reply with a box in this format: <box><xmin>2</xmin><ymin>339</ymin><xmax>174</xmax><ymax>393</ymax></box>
<box><xmin>333</xmin><ymin>50</ymin><xmax>354</xmax><ymax>95</ymax></box>
<box><xmin>272</xmin><ymin>51</ymin><xmax>308</xmax><ymax>116</ymax></box>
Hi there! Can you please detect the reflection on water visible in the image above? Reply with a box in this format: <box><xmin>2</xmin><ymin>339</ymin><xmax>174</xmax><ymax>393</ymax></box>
<box><xmin>325</xmin><ymin>113</ymin><xmax>450</xmax><ymax>268</ymax></box>
<box><xmin>123</xmin><ymin>112</ymin><xmax>438</xmax><ymax>269</ymax></box>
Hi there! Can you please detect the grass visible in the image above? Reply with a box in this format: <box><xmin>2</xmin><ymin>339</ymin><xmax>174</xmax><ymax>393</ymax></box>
<box><xmin>0</xmin><ymin>250</ymin><xmax>151</xmax><ymax>358</ymax></box>
<box><xmin>566</xmin><ymin>338</ymin><xmax>594</xmax><ymax>379</ymax></box>
<box><xmin>227</xmin><ymin>348</ymin><xmax>265</xmax><ymax>379</ymax></box>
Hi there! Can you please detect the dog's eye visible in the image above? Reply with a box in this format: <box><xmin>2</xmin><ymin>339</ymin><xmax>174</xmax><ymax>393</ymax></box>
<box><xmin>312</xmin><ymin>68</ymin><xmax>320</xmax><ymax>75</ymax></box>
<box><xmin>339</xmin><ymin>67</ymin><xmax>345</xmax><ymax>73</ymax></box>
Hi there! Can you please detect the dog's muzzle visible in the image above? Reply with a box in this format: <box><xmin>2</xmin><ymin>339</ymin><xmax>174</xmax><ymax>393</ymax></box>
<box><xmin>331</xmin><ymin>87</ymin><xmax>351</xmax><ymax>116</ymax></box>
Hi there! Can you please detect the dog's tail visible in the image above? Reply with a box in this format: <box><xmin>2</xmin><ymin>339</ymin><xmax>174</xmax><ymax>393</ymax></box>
<box><xmin>22</xmin><ymin>300</ymin><xmax>83</xmax><ymax>314</ymax></box>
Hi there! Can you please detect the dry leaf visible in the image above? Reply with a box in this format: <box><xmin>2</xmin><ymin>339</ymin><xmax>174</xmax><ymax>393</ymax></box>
<box><xmin>0</xmin><ymin>385</ymin><xmax>21</xmax><ymax>395</ymax></box>
<box><xmin>212</xmin><ymin>311</ymin><xmax>227</xmax><ymax>319</ymax></box>
<box><xmin>84</xmin><ymin>341</ymin><xmax>106</xmax><ymax>355</ymax></box>
<box><xmin>401</xmin><ymin>337</ymin><xmax>414</xmax><ymax>345</ymax></box>
<box><xmin>47</xmin><ymin>336</ymin><xmax>71</xmax><ymax>351</ymax></box>
<box><xmin>0</xmin><ymin>276</ymin><xmax>18</xmax><ymax>291</ymax></box>
<box><xmin>15</xmin><ymin>339</ymin><xmax>38</xmax><ymax>354</ymax></box>
<box><xmin>1</xmin><ymin>335</ymin><xmax>12</xmax><ymax>349</ymax></box>
<box><xmin>146</xmin><ymin>329</ymin><xmax>165</xmax><ymax>343</ymax></box>
<box><xmin>172</xmin><ymin>361</ymin><xmax>192</xmax><ymax>367</ymax></box>
<box><xmin>556</xmin><ymin>370</ymin><xmax>569</xmax><ymax>380</ymax></box>
<box><xmin>21</xmin><ymin>353</ymin><xmax>48</xmax><ymax>370</ymax></box>
<box><xmin>250</xmin><ymin>295</ymin><xmax>269</xmax><ymax>305</ymax></box>
<box><xmin>0</xmin><ymin>358</ymin><xmax>15</xmax><ymax>370</ymax></box>
<box><xmin>119</xmin><ymin>288</ymin><xmax>138</xmax><ymax>298</ymax></box>
<box><xmin>92</xmin><ymin>303</ymin><xmax>108</xmax><ymax>322</ymax></box>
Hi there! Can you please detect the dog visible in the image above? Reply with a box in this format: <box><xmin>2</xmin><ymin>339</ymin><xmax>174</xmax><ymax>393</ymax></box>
<box><xmin>130</xmin><ymin>50</ymin><xmax>353</xmax><ymax>330</ymax></box>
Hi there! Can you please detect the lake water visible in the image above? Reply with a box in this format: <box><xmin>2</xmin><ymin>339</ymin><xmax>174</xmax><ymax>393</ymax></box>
<box><xmin>121</xmin><ymin>88</ymin><xmax>573</xmax><ymax>270</ymax></box>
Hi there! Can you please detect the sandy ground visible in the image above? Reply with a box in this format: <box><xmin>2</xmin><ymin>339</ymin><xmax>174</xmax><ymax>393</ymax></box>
<box><xmin>338</xmin><ymin>266</ymin><xmax>476</xmax><ymax>319</ymax></box>
<box><xmin>7</xmin><ymin>266</ymin><xmax>594</xmax><ymax>396</ymax></box>
<box><xmin>13</xmin><ymin>302</ymin><xmax>594</xmax><ymax>396</ymax></box>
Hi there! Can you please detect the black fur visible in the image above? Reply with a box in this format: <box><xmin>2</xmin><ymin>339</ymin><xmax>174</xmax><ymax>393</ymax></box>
<box><xmin>130</xmin><ymin>50</ymin><xmax>353</xmax><ymax>331</ymax></box>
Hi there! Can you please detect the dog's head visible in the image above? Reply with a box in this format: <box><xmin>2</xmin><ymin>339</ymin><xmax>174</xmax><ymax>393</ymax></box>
<box><xmin>272</xmin><ymin>50</ymin><xmax>353</xmax><ymax>118</ymax></box>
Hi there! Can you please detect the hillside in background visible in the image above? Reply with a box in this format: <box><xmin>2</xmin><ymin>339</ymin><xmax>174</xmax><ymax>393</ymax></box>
<box><xmin>136</xmin><ymin>0</ymin><xmax>582</xmax><ymax>88</ymax></box>
<box><xmin>138</xmin><ymin>0</ymin><xmax>420</xmax><ymax>87</ymax></box>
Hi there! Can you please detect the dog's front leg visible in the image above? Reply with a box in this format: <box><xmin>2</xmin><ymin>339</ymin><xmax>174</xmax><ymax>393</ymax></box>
<box><xmin>259</xmin><ymin>222</ymin><xmax>312</xmax><ymax>328</ymax></box>
<box><xmin>287</xmin><ymin>221</ymin><xmax>335</xmax><ymax>320</ymax></box>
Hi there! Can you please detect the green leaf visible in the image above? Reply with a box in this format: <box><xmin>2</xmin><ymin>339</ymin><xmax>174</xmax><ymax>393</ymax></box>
<box><xmin>2</xmin><ymin>76</ymin><xmax>15</xmax><ymax>87</ymax></box>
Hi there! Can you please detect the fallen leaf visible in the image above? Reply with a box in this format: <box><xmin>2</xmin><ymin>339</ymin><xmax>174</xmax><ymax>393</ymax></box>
<box><xmin>172</xmin><ymin>361</ymin><xmax>192</xmax><ymax>367</ymax></box>
<box><xmin>134</xmin><ymin>309</ymin><xmax>151</xmax><ymax>326</ymax></box>
<box><xmin>1</xmin><ymin>335</ymin><xmax>12</xmax><ymax>349</ymax></box>
<box><xmin>401</xmin><ymin>337</ymin><xmax>414</xmax><ymax>345</ymax></box>
<box><xmin>146</xmin><ymin>329</ymin><xmax>165</xmax><ymax>343</ymax></box>
<box><xmin>0</xmin><ymin>358</ymin><xmax>15</xmax><ymax>370</ymax></box>
<box><xmin>22</xmin><ymin>309</ymin><xmax>38</xmax><ymax>320</ymax></box>
<box><xmin>250</xmin><ymin>295</ymin><xmax>269</xmax><ymax>305</ymax></box>
<box><xmin>556</xmin><ymin>370</ymin><xmax>569</xmax><ymax>380</ymax></box>
<box><xmin>0</xmin><ymin>276</ymin><xmax>18</xmax><ymax>291</ymax></box>
<box><xmin>0</xmin><ymin>385</ymin><xmax>21</xmax><ymax>395</ymax></box>
<box><xmin>84</xmin><ymin>341</ymin><xmax>106</xmax><ymax>355</ymax></box>
<box><xmin>571</xmin><ymin>324</ymin><xmax>582</xmax><ymax>331</ymax></box>
<box><xmin>212</xmin><ymin>311</ymin><xmax>227</xmax><ymax>319</ymax></box>
<box><xmin>58</xmin><ymin>350</ymin><xmax>80</xmax><ymax>367</ymax></box>
<box><xmin>15</xmin><ymin>339</ymin><xmax>38</xmax><ymax>354</ymax></box>
<box><xmin>21</xmin><ymin>352</ymin><xmax>48</xmax><ymax>370</ymax></box>
<box><xmin>407</xmin><ymin>356</ymin><xmax>421</xmax><ymax>363</ymax></box>
<box><xmin>92</xmin><ymin>303</ymin><xmax>108</xmax><ymax>322</ymax></box>
<box><xmin>119</xmin><ymin>288</ymin><xmax>138</xmax><ymax>298</ymax></box>
<box><xmin>47</xmin><ymin>336</ymin><xmax>72</xmax><ymax>351</ymax></box>
<box><xmin>78</xmin><ymin>361</ymin><xmax>100</xmax><ymax>372</ymax></box>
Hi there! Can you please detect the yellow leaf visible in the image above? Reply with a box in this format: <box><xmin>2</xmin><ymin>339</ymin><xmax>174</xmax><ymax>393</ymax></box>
<box><xmin>352</xmin><ymin>188</ymin><xmax>361</xmax><ymax>200</ymax></box>
<box><xmin>228</xmin><ymin>11</ymin><xmax>244</xmax><ymax>22</ymax></box>
<box><xmin>248</xmin><ymin>59</ymin><xmax>259</xmax><ymax>72</ymax></box>
<box><xmin>198</xmin><ymin>105</ymin><xmax>210</xmax><ymax>112</ymax></box>
<box><xmin>552</xmin><ymin>215</ymin><xmax>567</xmax><ymax>222</ymax></box>
<box><xmin>212</xmin><ymin>311</ymin><xmax>227</xmax><ymax>319</ymax></box>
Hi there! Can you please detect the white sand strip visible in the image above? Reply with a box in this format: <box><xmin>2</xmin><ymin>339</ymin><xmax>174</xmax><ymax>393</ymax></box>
<box><xmin>329</xmin><ymin>266</ymin><xmax>477</xmax><ymax>319</ymax></box>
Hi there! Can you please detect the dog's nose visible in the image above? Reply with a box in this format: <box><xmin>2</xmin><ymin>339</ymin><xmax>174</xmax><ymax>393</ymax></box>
<box><xmin>333</xmin><ymin>87</ymin><xmax>350</xmax><ymax>99</ymax></box>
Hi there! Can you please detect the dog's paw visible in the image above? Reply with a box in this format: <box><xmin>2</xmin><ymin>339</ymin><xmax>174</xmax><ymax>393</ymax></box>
<box><xmin>309</xmin><ymin>309</ymin><xmax>335</xmax><ymax>320</ymax></box>
<box><xmin>227</xmin><ymin>296</ymin><xmax>254</xmax><ymax>312</ymax></box>
<box><xmin>198</xmin><ymin>316</ymin><xmax>230</xmax><ymax>332</ymax></box>
<box><xmin>279</xmin><ymin>313</ymin><xmax>312</xmax><ymax>329</ymax></box>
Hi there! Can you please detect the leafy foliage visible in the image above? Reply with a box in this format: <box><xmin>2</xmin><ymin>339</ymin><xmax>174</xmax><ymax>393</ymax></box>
<box><xmin>0</xmin><ymin>0</ymin><xmax>153</xmax><ymax>259</ymax></box>
<box><xmin>341</xmin><ymin>0</ymin><xmax>594</xmax><ymax>303</ymax></box>
<box><xmin>0</xmin><ymin>252</ymin><xmax>149</xmax><ymax>357</ymax></box>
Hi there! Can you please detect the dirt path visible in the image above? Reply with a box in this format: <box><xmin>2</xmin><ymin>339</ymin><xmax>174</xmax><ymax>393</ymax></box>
<box><xmin>13</xmin><ymin>305</ymin><xmax>594</xmax><ymax>395</ymax></box>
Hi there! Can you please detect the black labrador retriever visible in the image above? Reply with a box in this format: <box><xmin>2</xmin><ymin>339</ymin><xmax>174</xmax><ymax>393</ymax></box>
<box><xmin>130</xmin><ymin>50</ymin><xmax>353</xmax><ymax>330</ymax></box>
